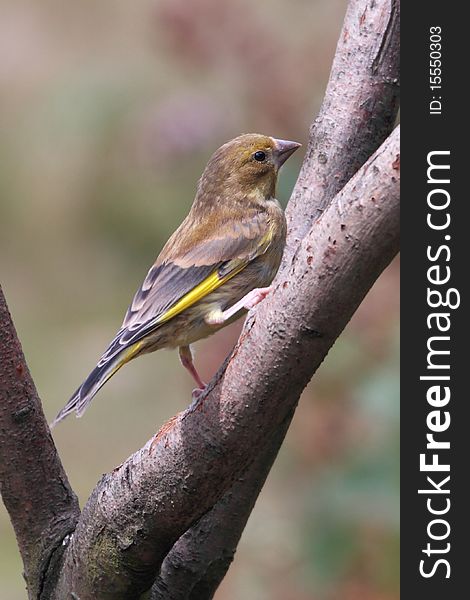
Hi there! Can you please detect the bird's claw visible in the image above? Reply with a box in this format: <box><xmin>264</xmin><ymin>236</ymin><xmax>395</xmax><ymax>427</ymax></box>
<box><xmin>243</xmin><ymin>286</ymin><xmax>272</xmax><ymax>310</ymax></box>
<box><xmin>191</xmin><ymin>386</ymin><xmax>206</xmax><ymax>401</ymax></box>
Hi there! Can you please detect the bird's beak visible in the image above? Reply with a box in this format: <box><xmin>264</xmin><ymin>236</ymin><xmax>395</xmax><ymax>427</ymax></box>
<box><xmin>273</xmin><ymin>138</ymin><xmax>302</xmax><ymax>168</ymax></box>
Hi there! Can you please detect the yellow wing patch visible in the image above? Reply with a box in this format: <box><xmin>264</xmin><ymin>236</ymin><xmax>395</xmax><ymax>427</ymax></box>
<box><xmin>155</xmin><ymin>227</ymin><xmax>274</xmax><ymax>326</ymax></box>
<box><xmin>155</xmin><ymin>262</ymin><xmax>247</xmax><ymax>325</ymax></box>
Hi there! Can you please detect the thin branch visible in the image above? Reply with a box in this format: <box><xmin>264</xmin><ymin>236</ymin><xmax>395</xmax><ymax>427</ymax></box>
<box><xmin>0</xmin><ymin>287</ymin><xmax>80</xmax><ymax>599</ymax></box>
<box><xmin>53</xmin><ymin>123</ymin><xmax>400</xmax><ymax>599</ymax></box>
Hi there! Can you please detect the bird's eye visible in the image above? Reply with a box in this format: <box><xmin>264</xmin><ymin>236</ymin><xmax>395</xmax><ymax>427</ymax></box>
<box><xmin>253</xmin><ymin>150</ymin><xmax>266</xmax><ymax>162</ymax></box>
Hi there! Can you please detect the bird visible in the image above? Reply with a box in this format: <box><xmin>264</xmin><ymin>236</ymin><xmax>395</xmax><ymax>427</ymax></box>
<box><xmin>51</xmin><ymin>133</ymin><xmax>300</xmax><ymax>427</ymax></box>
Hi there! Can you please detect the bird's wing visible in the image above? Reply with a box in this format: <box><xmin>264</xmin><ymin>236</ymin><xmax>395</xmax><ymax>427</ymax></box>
<box><xmin>97</xmin><ymin>211</ymin><xmax>272</xmax><ymax>365</ymax></box>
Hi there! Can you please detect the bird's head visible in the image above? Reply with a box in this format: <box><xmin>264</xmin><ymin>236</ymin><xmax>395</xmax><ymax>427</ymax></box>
<box><xmin>196</xmin><ymin>133</ymin><xmax>301</xmax><ymax>203</ymax></box>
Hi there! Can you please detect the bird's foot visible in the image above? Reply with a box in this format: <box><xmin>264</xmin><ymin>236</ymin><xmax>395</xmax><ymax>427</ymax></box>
<box><xmin>242</xmin><ymin>286</ymin><xmax>272</xmax><ymax>310</ymax></box>
<box><xmin>205</xmin><ymin>286</ymin><xmax>273</xmax><ymax>327</ymax></box>
<box><xmin>191</xmin><ymin>386</ymin><xmax>206</xmax><ymax>401</ymax></box>
<box><xmin>187</xmin><ymin>385</ymin><xmax>207</xmax><ymax>412</ymax></box>
<box><xmin>205</xmin><ymin>309</ymin><xmax>225</xmax><ymax>326</ymax></box>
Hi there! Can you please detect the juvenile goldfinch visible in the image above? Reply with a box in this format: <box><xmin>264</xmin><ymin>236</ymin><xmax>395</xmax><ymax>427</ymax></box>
<box><xmin>51</xmin><ymin>133</ymin><xmax>300</xmax><ymax>426</ymax></box>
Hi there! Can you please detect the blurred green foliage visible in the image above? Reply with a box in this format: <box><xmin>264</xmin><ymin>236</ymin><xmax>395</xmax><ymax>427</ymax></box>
<box><xmin>0</xmin><ymin>1</ymin><xmax>398</xmax><ymax>598</ymax></box>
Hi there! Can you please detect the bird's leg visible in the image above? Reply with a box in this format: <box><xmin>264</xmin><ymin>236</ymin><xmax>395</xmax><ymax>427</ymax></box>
<box><xmin>205</xmin><ymin>286</ymin><xmax>272</xmax><ymax>326</ymax></box>
<box><xmin>179</xmin><ymin>345</ymin><xmax>206</xmax><ymax>398</ymax></box>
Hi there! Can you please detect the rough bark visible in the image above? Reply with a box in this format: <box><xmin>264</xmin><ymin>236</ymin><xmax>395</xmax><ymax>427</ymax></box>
<box><xmin>151</xmin><ymin>411</ymin><xmax>294</xmax><ymax>600</ymax></box>
<box><xmin>285</xmin><ymin>0</ymin><xmax>399</xmax><ymax>262</ymax></box>
<box><xmin>0</xmin><ymin>288</ymin><xmax>80</xmax><ymax>599</ymax></box>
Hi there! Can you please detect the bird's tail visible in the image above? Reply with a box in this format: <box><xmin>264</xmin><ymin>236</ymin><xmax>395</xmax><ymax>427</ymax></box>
<box><xmin>50</xmin><ymin>341</ymin><xmax>143</xmax><ymax>428</ymax></box>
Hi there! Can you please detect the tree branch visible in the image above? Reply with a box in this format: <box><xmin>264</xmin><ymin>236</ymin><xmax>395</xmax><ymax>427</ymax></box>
<box><xmin>52</xmin><ymin>122</ymin><xmax>399</xmax><ymax>599</ymax></box>
<box><xmin>284</xmin><ymin>0</ymin><xmax>399</xmax><ymax>262</ymax></box>
<box><xmin>150</xmin><ymin>411</ymin><xmax>294</xmax><ymax>600</ymax></box>
<box><xmin>0</xmin><ymin>287</ymin><xmax>80</xmax><ymax>599</ymax></box>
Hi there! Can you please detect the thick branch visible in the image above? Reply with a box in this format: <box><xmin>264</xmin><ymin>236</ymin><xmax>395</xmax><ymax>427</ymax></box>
<box><xmin>285</xmin><ymin>0</ymin><xmax>399</xmax><ymax>261</ymax></box>
<box><xmin>0</xmin><ymin>287</ymin><xmax>80</xmax><ymax>599</ymax></box>
<box><xmin>54</xmin><ymin>124</ymin><xmax>400</xmax><ymax>600</ymax></box>
<box><xmin>150</xmin><ymin>411</ymin><xmax>294</xmax><ymax>600</ymax></box>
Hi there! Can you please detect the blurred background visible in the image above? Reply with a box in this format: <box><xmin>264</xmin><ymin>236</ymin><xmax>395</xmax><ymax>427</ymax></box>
<box><xmin>0</xmin><ymin>1</ymin><xmax>399</xmax><ymax>598</ymax></box>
